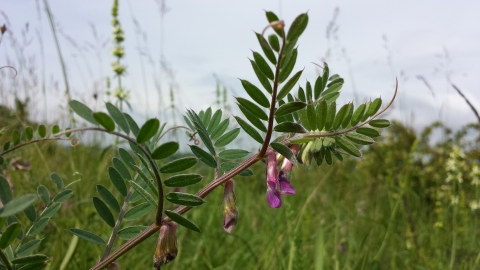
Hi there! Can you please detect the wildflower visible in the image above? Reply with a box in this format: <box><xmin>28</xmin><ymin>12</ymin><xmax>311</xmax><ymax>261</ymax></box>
<box><xmin>223</xmin><ymin>179</ymin><xmax>238</xmax><ymax>234</ymax></box>
<box><xmin>153</xmin><ymin>222</ymin><xmax>178</xmax><ymax>269</ymax></box>
<box><xmin>278</xmin><ymin>145</ymin><xmax>299</xmax><ymax>184</ymax></box>
<box><xmin>266</xmin><ymin>151</ymin><xmax>296</xmax><ymax>208</ymax></box>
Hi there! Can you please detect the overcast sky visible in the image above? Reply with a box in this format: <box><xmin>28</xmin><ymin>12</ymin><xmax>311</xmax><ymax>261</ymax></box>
<box><xmin>1</xmin><ymin>0</ymin><xmax>480</xmax><ymax>132</ymax></box>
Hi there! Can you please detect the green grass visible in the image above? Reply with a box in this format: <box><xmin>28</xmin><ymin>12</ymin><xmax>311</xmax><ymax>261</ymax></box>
<box><xmin>2</xmin><ymin>120</ymin><xmax>480</xmax><ymax>269</ymax></box>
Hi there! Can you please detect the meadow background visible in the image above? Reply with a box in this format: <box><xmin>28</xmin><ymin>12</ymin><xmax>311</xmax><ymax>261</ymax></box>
<box><xmin>1</xmin><ymin>1</ymin><xmax>480</xmax><ymax>269</ymax></box>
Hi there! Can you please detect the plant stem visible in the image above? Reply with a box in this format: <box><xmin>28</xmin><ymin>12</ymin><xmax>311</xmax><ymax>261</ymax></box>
<box><xmin>258</xmin><ymin>29</ymin><xmax>286</xmax><ymax>158</ymax></box>
<box><xmin>0</xmin><ymin>250</ymin><xmax>12</xmax><ymax>270</ymax></box>
<box><xmin>101</xmin><ymin>188</ymin><xmax>133</xmax><ymax>260</ymax></box>
<box><xmin>91</xmin><ymin>224</ymin><xmax>160</xmax><ymax>270</ymax></box>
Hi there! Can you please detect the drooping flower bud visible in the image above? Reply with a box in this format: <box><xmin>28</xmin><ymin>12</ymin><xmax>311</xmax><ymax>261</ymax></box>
<box><xmin>266</xmin><ymin>152</ymin><xmax>282</xmax><ymax>208</ymax></box>
<box><xmin>153</xmin><ymin>222</ymin><xmax>178</xmax><ymax>269</ymax></box>
<box><xmin>223</xmin><ymin>179</ymin><xmax>238</xmax><ymax>234</ymax></box>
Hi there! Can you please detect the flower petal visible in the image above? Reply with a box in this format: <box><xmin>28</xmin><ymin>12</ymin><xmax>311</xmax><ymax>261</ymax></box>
<box><xmin>266</xmin><ymin>188</ymin><xmax>282</xmax><ymax>208</ymax></box>
<box><xmin>279</xmin><ymin>180</ymin><xmax>296</xmax><ymax>195</ymax></box>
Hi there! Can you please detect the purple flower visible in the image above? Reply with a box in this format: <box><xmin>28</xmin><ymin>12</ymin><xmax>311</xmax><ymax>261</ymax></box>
<box><xmin>223</xmin><ymin>179</ymin><xmax>238</xmax><ymax>234</ymax></box>
<box><xmin>153</xmin><ymin>222</ymin><xmax>178</xmax><ymax>269</ymax></box>
<box><xmin>266</xmin><ymin>151</ymin><xmax>296</xmax><ymax>208</ymax></box>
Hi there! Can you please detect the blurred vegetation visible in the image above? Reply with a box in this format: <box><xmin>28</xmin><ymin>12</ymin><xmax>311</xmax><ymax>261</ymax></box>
<box><xmin>2</xmin><ymin>102</ymin><xmax>480</xmax><ymax>269</ymax></box>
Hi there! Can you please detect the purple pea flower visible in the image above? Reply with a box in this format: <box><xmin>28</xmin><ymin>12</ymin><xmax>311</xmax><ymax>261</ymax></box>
<box><xmin>223</xmin><ymin>179</ymin><xmax>238</xmax><ymax>234</ymax></box>
<box><xmin>266</xmin><ymin>151</ymin><xmax>296</xmax><ymax>208</ymax></box>
<box><xmin>153</xmin><ymin>222</ymin><xmax>178</xmax><ymax>269</ymax></box>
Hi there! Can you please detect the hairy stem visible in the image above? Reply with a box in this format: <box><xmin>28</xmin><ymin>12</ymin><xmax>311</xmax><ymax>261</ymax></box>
<box><xmin>0</xmin><ymin>250</ymin><xmax>12</xmax><ymax>270</ymax></box>
<box><xmin>101</xmin><ymin>188</ymin><xmax>133</xmax><ymax>260</ymax></box>
<box><xmin>258</xmin><ymin>28</ymin><xmax>286</xmax><ymax>158</ymax></box>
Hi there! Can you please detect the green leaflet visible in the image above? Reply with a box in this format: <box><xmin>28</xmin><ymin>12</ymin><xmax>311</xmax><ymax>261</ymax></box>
<box><xmin>356</xmin><ymin>127</ymin><xmax>380</xmax><ymax>138</ymax></box>
<box><xmin>166</xmin><ymin>192</ymin><xmax>204</xmax><ymax>207</ymax></box>
<box><xmin>306</xmin><ymin>103</ymin><xmax>317</xmax><ymax>131</ymax></box>
<box><xmin>112</xmin><ymin>157</ymin><xmax>132</xmax><ymax>180</ymax></box>
<box><xmin>152</xmin><ymin>141</ymin><xmax>179</xmax><ymax>160</ymax></box>
<box><xmin>250</xmin><ymin>60</ymin><xmax>272</xmax><ymax>94</ymax></box>
<box><xmin>270</xmin><ymin>142</ymin><xmax>296</xmax><ymax>163</ymax></box>
<box><xmin>287</xmin><ymin>13</ymin><xmax>308</xmax><ymax>44</ymax></box>
<box><xmin>96</xmin><ymin>185</ymin><xmax>120</xmax><ymax>213</ymax></box>
<box><xmin>207</xmin><ymin>109</ymin><xmax>222</xmax><ymax>133</ymax></box>
<box><xmin>69</xmin><ymin>100</ymin><xmax>98</xmax><ymax>125</ymax></box>
<box><xmin>324</xmin><ymin>102</ymin><xmax>336</xmax><ymax>131</ymax></box>
<box><xmin>316</xmin><ymin>100</ymin><xmax>327</xmax><ymax>131</ymax></box>
<box><xmin>93</xmin><ymin>112</ymin><xmax>115</xmax><ymax>132</ymax></box>
<box><xmin>345</xmin><ymin>132</ymin><xmax>375</xmax><ymax>145</ymax></box>
<box><xmin>106</xmin><ymin>102</ymin><xmax>130</xmax><ymax>133</ymax></box>
<box><xmin>268</xmin><ymin>34</ymin><xmax>280</xmax><ymax>52</ymax></box>
<box><xmin>335</xmin><ymin>136</ymin><xmax>361</xmax><ymax>157</ymax></box>
<box><xmin>369</xmin><ymin>119</ymin><xmax>391</xmax><ymax>128</ymax></box>
<box><xmin>351</xmin><ymin>103</ymin><xmax>366</xmax><ymax>126</ymax></box>
<box><xmin>38</xmin><ymin>124</ymin><xmax>47</xmax><ymax>138</ymax></box>
<box><xmin>342</xmin><ymin>103</ymin><xmax>354</xmax><ymax>128</ymax></box>
<box><xmin>279</xmin><ymin>48</ymin><xmax>298</xmax><ymax>83</ymax></box>
<box><xmin>160</xmin><ymin>157</ymin><xmax>197</xmax><ymax>173</ymax></box>
<box><xmin>0</xmin><ymin>194</ymin><xmax>37</xmax><ymax>217</ymax></box>
<box><xmin>255</xmin><ymin>32</ymin><xmax>277</xmax><ymax>65</ymax></box>
<box><xmin>234</xmin><ymin>116</ymin><xmax>264</xmax><ymax>144</ymax></box>
<box><xmin>124</xmin><ymin>113</ymin><xmax>140</xmax><ymax>136</ymax></box>
<box><xmin>332</xmin><ymin>104</ymin><xmax>349</xmax><ymax>130</ymax></box>
<box><xmin>253</xmin><ymin>51</ymin><xmax>274</xmax><ymax>80</ymax></box>
<box><xmin>50</xmin><ymin>172</ymin><xmax>64</xmax><ymax>189</ymax></box>
<box><xmin>118</xmin><ymin>226</ymin><xmax>149</xmax><ymax>240</ymax></box>
<box><xmin>277</xmin><ymin>70</ymin><xmax>303</xmax><ymax>100</ymax></box>
<box><xmin>211</xmin><ymin>119</ymin><xmax>230</xmax><ymax>141</ymax></box>
<box><xmin>92</xmin><ymin>197</ymin><xmax>115</xmax><ymax>227</ymax></box>
<box><xmin>136</xmin><ymin>118</ymin><xmax>160</xmax><ymax>144</ymax></box>
<box><xmin>119</xmin><ymin>148</ymin><xmax>137</xmax><ymax>170</ymax></box>
<box><xmin>274</xmin><ymin>122</ymin><xmax>307</xmax><ymax>133</ymax></box>
<box><xmin>239</xmin><ymin>79</ymin><xmax>270</xmax><ymax>108</ymax></box>
<box><xmin>108</xmin><ymin>167</ymin><xmax>127</xmax><ymax>196</ymax></box>
<box><xmin>187</xmin><ymin>110</ymin><xmax>216</xmax><ymax>155</ymax></box>
<box><xmin>275</xmin><ymin>101</ymin><xmax>306</xmax><ymax>117</ymax></box>
<box><xmin>165</xmin><ymin>210</ymin><xmax>201</xmax><ymax>234</ymax></box>
<box><xmin>237</xmin><ymin>103</ymin><xmax>267</xmax><ymax>133</ymax></box>
<box><xmin>314</xmin><ymin>75</ymin><xmax>323</xmax><ymax>99</ymax></box>
<box><xmin>164</xmin><ymin>174</ymin><xmax>203</xmax><ymax>188</ymax></box>
<box><xmin>189</xmin><ymin>145</ymin><xmax>217</xmax><ymax>168</ymax></box>
<box><xmin>218</xmin><ymin>149</ymin><xmax>250</xmax><ymax>160</ymax></box>
<box><xmin>235</xmin><ymin>97</ymin><xmax>268</xmax><ymax>120</ymax></box>
<box><xmin>124</xmin><ymin>203</ymin><xmax>152</xmax><ymax>221</ymax></box>
<box><xmin>69</xmin><ymin>228</ymin><xmax>106</xmax><ymax>245</ymax></box>
<box><xmin>215</xmin><ymin>128</ymin><xmax>240</xmax><ymax>147</ymax></box>
<box><xmin>368</xmin><ymin>98</ymin><xmax>382</xmax><ymax>117</ymax></box>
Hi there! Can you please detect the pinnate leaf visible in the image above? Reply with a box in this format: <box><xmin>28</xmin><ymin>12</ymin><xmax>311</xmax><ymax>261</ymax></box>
<box><xmin>152</xmin><ymin>141</ymin><xmax>179</xmax><ymax>160</ymax></box>
<box><xmin>0</xmin><ymin>194</ymin><xmax>37</xmax><ymax>217</ymax></box>
<box><xmin>235</xmin><ymin>116</ymin><xmax>264</xmax><ymax>144</ymax></box>
<box><xmin>160</xmin><ymin>157</ymin><xmax>197</xmax><ymax>173</ymax></box>
<box><xmin>166</xmin><ymin>192</ymin><xmax>204</xmax><ymax>207</ymax></box>
<box><xmin>274</xmin><ymin>122</ymin><xmax>307</xmax><ymax>133</ymax></box>
<box><xmin>275</xmin><ymin>101</ymin><xmax>306</xmax><ymax>117</ymax></box>
<box><xmin>164</xmin><ymin>174</ymin><xmax>203</xmax><ymax>188</ymax></box>
<box><xmin>165</xmin><ymin>210</ymin><xmax>201</xmax><ymax>233</ymax></box>
<box><xmin>69</xmin><ymin>100</ymin><xmax>98</xmax><ymax>125</ymax></box>
<box><xmin>136</xmin><ymin>118</ymin><xmax>160</xmax><ymax>144</ymax></box>
<box><xmin>93</xmin><ymin>112</ymin><xmax>115</xmax><ymax>132</ymax></box>
<box><xmin>69</xmin><ymin>228</ymin><xmax>106</xmax><ymax>245</ymax></box>
<box><xmin>93</xmin><ymin>197</ymin><xmax>115</xmax><ymax>227</ymax></box>
<box><xmin>189</xmin><ymin>145</ymin><xmax>217</xmax><ymax>168</ymax></box>
<box><xmin>240</xmin><ymin>79</ymin><xmax>270</xmax><ymax>108</ymax></box>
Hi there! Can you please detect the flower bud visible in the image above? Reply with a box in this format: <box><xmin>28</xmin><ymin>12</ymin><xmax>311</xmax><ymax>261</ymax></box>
<box><xmin>106</xmin><ymin>262</ymin><xmax>119</xmax><ymax>270</ymax></box>
<box><xmin>223</xmin><ymin>179</ymin><xmax>238</xmax><ymax>234</ymax></box>
<box><xmin>153</xmin><ymin>222</ymin><xmax>178</xmax><ymax>269</ymax></box>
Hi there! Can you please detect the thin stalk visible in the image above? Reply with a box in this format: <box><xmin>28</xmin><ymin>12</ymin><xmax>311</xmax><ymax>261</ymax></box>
<box><xmin>449</xmin><ymin>181</ymin><xmax>458</xmax><ymax>270</ymax></box>
<box><xmin>258</xmin><ymin>27</ymin><xmax>286</xmax><ymax>158</ymax></box>
<box><xmin>101</xmin><ymin>188</ymin><xmax>133</xmax><ymax>260</ymax></box>
<box><xmin>42</xmin><ymin>0</ymin><xmax>71</xmax><ymax>101</ymax></box>
<box><xmin>0</xmin><ymin>250</ymin><xmax>12</xmax><ymax>270</ymax></box>
<box><xmin>374</xmin><ymin>198</ymin><xmax>400</xmax><ymax>260</ymax></box>
<box><xmin>91</xmin><ymin>224</ymin><xmax>160</xmax><ymax>270</ymax></box>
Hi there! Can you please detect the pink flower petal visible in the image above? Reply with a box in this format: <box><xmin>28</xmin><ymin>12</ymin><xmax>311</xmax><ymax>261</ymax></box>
<box><xmin>266</xmin><ymin>188</ymin><xmax>282</xmax><ymax>208</ymax></box>
<box><xmin>279</xmin><ymin>180</ymin><xmax>296</xmax><ymax>195</ymax></box>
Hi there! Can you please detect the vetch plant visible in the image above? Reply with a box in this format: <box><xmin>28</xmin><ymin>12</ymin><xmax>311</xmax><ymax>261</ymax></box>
<box><xmin>0</xmin><ymin>11</ymin><xmax>396</xmax><ymax>269</ymax></box>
